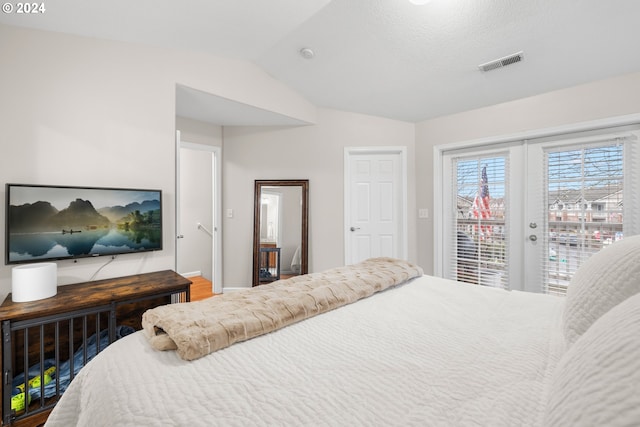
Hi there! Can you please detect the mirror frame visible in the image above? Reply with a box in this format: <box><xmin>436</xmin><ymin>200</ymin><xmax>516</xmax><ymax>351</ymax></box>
<box><xmin>252</xmin><ymin>179</ymin><xmax>309</xmax><ymax>287</ymax></box>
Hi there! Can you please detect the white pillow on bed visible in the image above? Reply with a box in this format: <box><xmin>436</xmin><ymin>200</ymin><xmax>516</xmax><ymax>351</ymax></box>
<box><xmin>545</xmin><ymin>292</ymin><xmax>640</xmax><ymax>427</ymax></box>
<box><xmin>563</xmin><ymin>234</ymin><xmax>640</xmax><ymax>346</ymax></box>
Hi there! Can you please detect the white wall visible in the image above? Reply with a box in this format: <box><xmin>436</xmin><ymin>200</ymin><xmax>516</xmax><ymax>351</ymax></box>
<box><xmin>177</xmin><ymin>146</ymin><xmax>213</xmax><ymax>279</ymax></box>
<box><xmin>0</xmin><ymin>24</ymin><xmax>315</xmax><ymax>300</ymax></box>
<box><xmin>9</xmin><ymin>23</ymin><xmax>632</xmax><ymax>292</ymax></box>
<box><xmin>415</xmin><ymin>71</ymin><xmax>640</xmax><ymax>274</ymax></box>
<box><xmin>176</xmin><ymin>117</ymin><xmax>223</xmax><ymax>148</ymax></box>
<box><xmin>279</xmin><ymin>186</ymin><xmax>303</xmax><ymax>273</ymax></box>
<box><xmin>0</xmin><ymin>24</ymin><xmax>415</xmax><ymax>297</ymax></box>
<box><xmin>222</xmin><ymin>109</ymin><xmax>416</xmax><ymax>287</ymax></box>
<box><xmin>178</xmin><ymin>110</ymin><xmax>416</xmax><ymax>289</ymax></box>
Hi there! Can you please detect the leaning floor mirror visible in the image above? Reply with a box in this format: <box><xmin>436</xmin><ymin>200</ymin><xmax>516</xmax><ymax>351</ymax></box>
<box><xmin>252</xmin><ymin>179</ymin><xmax>309</xmax><ymax>287</ymax></box>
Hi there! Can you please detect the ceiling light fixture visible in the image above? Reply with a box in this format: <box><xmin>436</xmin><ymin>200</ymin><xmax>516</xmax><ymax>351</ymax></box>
<box><xmin>299</xmin><ymin>47</ymin><xmax>315</xmax><ymax>59</ymax></box>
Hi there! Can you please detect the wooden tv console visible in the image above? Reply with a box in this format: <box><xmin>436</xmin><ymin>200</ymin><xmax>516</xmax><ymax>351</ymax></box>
<box><xmin>0</xmin><ymin>270</ymin><xmax>191</xmax><ymax>426</ymax></box>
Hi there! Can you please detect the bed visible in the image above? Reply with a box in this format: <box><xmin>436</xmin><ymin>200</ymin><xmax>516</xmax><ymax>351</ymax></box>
<box><xmin>45</xmin><ymin>239</ymin><xmax>640</xmax><ymax>427</ymax></box>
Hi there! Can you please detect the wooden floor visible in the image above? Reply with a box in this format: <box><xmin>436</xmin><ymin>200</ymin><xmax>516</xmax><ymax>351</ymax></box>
<box><xmin>189</xmin><ymin>275</ymin><xmax>215</xmax><ymax>301</ymax></box>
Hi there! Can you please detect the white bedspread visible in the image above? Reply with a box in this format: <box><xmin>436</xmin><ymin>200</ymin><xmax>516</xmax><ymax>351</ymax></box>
<box><xmin>45</xmin><ymin>275</ymin><xmax>565</xmax><ymax>427</ymax></box>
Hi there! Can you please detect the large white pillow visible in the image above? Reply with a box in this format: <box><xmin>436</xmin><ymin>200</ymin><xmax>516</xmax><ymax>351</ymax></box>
<box><xmin>563</xmin><ymin>234</ymin><xmax>640</xmax><ymax>346</ymax></box>
<box><xmin>546</xmin><ymin>292</ymin><xmax>640</xmax><ymax>427</ymax></box>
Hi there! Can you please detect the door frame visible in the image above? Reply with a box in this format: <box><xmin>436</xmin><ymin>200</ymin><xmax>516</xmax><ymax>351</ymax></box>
<box><xmin>433</xmin><ymin>113</ymin><xmax>640</xmax><ymax>281</ymax></box>
<box><xmin>175</xmin><ymin>131</ymin><xmax>223</xmax><ymax>294</ymax></box>
<box><xmin>343</xmin><ymin>146</ymin><xmax>408</xmax><ymax>264</ymax></box>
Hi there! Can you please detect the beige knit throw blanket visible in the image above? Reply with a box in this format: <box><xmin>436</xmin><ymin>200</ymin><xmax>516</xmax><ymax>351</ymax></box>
<box><xmin>141</xmin><ymin>257</ymin><xmax>423</xmax><ymax>361</ymax></box>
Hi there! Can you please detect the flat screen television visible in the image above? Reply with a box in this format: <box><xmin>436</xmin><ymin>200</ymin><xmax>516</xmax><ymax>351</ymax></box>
<box><xmin>5</xmin><ymin>183</ymin><xmax>163</xmax><ymax>265</ymax></box>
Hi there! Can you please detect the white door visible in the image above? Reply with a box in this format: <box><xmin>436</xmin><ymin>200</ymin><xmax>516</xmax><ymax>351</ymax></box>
<box><xmin>525</xmin><ymin>129</ymin><xmax>638</xmax><ymax>294</ymax></box>
<box><xmin>175</xmin><ymin>133</ymin><xmax>222</xmax><ymax>294</ymax></box>
<box><xmin>440</xmin><ymin>124</ymin><xmax>639</xmax><ymax>294</ymax></box>
<box><xmin>344</xmin><ymin>147</ymin><xmax>407</xmax><ymax>265</ymax></box>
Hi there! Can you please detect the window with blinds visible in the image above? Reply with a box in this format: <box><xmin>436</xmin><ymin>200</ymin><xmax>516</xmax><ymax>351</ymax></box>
<box><xmin>452</xmin><ymin>155</ymin><xmax>509</xmax><ymax>289</ymax></box>
<box><xmin>543</xmin><ymin>142</ymin><xmax>625</xmax><ymax>295</ymax></box>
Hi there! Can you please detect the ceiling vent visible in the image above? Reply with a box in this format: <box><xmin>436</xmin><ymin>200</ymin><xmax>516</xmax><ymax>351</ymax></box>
<box><xmin>478</xmin><ymin>51</ymin><xmax>524</xmax><ymax>72</ymax></box>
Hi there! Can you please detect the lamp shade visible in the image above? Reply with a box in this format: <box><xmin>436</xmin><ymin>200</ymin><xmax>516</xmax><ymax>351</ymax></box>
<box><xmin>12</xmin><ymin>263</ymin><xmax>58</xmax><ymax>302</ymax></box>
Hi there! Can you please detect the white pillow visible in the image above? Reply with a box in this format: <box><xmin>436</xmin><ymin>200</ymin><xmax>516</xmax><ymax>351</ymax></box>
<box><xmin>546</xmin><ymin>292</ymin><xmax>640</xmax><ymax>427</ymax></box>
<box><xmin>563</xmin><ymin>234</ymin><xmax>640</xmax><ymax>346</ymax></box>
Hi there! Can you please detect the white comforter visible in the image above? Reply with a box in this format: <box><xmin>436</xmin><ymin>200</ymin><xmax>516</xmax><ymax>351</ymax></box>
<box><xmin>45</xmin><ymin>275</ymin><xmax>565</xmax><ymax>427</ymax></box>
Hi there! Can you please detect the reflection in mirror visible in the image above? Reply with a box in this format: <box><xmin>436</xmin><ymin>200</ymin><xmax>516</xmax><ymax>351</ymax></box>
<box><xmin>253</xmin><ymin>180</ymin><xmax>308</xmax><ymax>286</ymax></box>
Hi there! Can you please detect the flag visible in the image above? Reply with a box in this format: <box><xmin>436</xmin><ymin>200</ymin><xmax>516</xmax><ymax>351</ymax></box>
<box><xmin>473</xmin><ymin>165</ymin><xmax>491</xmax><ymax>234</ymax></box>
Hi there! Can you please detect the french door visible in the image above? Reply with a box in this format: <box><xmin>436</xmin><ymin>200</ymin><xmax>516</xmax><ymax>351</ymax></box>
<box><xmin>525</xmin><ymin>128</ymin><xmax>638</xmax><ymax>294</ymax></box>
<box><xmin>441</xmin><ymin>125</ymin><xmax>639</xmax><ymax>294</ymax></box>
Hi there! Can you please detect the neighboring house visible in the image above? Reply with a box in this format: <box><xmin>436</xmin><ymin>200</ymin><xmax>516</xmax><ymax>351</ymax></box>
<box><xmin>548</xmin><ymin>186</ymin><xmax>624</xmax><ymax>243</ymax></box>
<box><xmin>549</xmin><ymin>186</ymin><xmax>623</xmax><ymax>223</ymax></box>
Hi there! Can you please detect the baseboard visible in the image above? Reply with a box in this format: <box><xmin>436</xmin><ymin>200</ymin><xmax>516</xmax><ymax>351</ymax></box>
<box><xmin>180</xmin><ymin>271</ymin><xmax>202</xmax><ymax>278</ymax></box>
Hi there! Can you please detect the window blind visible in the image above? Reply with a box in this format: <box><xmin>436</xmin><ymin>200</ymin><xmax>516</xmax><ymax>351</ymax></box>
<box><xmin>451</xmin><ymin>155</ymin><xmax>509</xmax><ymax>290</ymax></box>
<box><xmin>543</xmin><ymin>141</ymin><xmax>626</xmax><ymax>295</ymax></box>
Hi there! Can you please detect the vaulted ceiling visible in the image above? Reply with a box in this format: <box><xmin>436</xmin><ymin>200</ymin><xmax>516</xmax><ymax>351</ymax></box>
<box><xmin>3</xmin><ymin>0</ymin><xmax>640</xmax><ymax>124</ymax></box>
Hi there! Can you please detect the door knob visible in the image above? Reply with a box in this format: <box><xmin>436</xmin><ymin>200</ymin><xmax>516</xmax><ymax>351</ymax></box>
<box><xmin>529</xmin><ymin>235</ymin><xmax>537</xmax><ymax>241</ymax></box>
<box><xmin>350</xmin><ymin>227</ymin><xmax>360</xmax><ymax>232</ymax></box>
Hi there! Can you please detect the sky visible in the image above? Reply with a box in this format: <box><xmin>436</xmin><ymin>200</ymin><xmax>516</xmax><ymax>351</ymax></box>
<box><xmin>456</xmin><ymin>143</ymin><xmax>623</xmax><ymax>200</ymax></box>
<box><xmin>8</xmin><ymin>185</ymin><xmax>161</xmax><ymax>210</ymax></box>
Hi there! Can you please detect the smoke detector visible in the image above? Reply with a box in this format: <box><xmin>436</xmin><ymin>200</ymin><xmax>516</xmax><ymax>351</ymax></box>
<box><xmin>478</xmin><ymin>51</ymin><xmax>524</xmax><ymax>72</ymax></box>
<box><xmin>299</xmin><ymin>47</ymin><xmax>315</xmax><ymax>59</ymax></box>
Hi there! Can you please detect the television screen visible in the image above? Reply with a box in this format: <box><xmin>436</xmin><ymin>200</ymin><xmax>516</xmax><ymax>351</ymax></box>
<box><xmin>6</xmin><ymin>184</ymin><xmax>163</xmax><ymax>264</ymax></box>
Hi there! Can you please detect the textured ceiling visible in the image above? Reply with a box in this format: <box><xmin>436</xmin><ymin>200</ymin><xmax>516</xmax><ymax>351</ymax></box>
<box><xmin>3</xmin><ymin>0</ymin><xmax>640</xmax><ymax>124</ymax></box>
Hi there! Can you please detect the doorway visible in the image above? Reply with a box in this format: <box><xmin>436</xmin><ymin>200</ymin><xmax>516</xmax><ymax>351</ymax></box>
<box><xmin>344</xmin><ymin>147</ymin><xmax>408</xmax><ymax>265</ymax></box>
<box><xmin>437</xmin><ymin>123</ymin><xmax>640</xmax><ymax>294</ymax></box>
<box><xmin>175</xmin><ymin>132</ymin><xmax>222</xmax><ymax>294</ymax></box>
